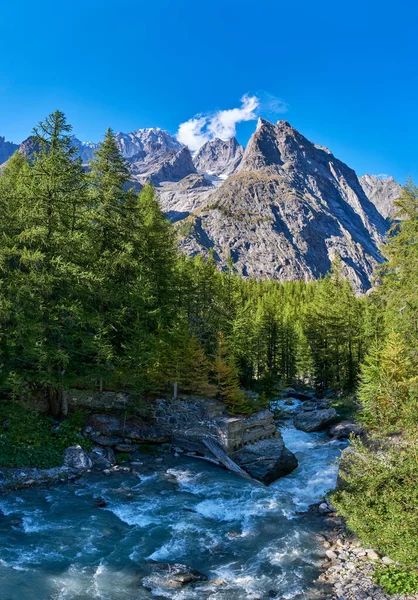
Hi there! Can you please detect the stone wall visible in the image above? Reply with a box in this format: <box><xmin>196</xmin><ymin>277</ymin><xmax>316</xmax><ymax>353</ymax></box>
<box><xmin>64</xmin><ymin>390</ymin><xmax>131</xmax><ymax>411</ymax></box>
<box><xmin>154</xmin><ymin>397</ymin><xmax>277</xmax><ymax>452</ymax></box>
<box><xmin>64</xmin><ymin>390</ymin><xmax>278</xmax><ymax>454</ymax></box>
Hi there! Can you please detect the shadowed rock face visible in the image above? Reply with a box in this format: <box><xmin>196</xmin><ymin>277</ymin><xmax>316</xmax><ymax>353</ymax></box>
<box><xmin>175</xmin><ymin>119</ymin><xmax>392</xmax><ymax>292</ymax></box>
<box><xmin>233</xmin><ymin>435</ymin><xmax>298</xmax><ymax>485</ymax></box>
<box><xmin>0</xmin><ymin>136</ymin><xmax>19</xmax><ymax>163</ymax></box>
<box><xmin>360</xmin><ymin>174</ymin><xmax>402</xmax><ymax>220</ymax></box>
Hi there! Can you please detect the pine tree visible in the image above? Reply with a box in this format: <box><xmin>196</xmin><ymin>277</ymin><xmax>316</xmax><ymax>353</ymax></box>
<box><xmin>358</xmin><ymin>331</ymin><xmax>417</xmax><ymax>431</ymax></box>
<box><xmin>88</xmin><ymin>131</ymin><xmax>178</xmax><ymax>392</ymax></box>
<box><xmin>212</xmin><ymin>332</ymin><xmax>247</xmax><ymax>415</ymax></box>
<box><xmin>0</xmin><ymin>111</ymin><xmax>96</xmax><ymax>414</ymax></box>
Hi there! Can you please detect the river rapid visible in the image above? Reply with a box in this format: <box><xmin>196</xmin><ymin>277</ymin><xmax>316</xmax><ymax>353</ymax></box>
<box><xmin>0</xmin><ymin>400</ymin><xmax>346</xmax><ymax>600</ymax></box>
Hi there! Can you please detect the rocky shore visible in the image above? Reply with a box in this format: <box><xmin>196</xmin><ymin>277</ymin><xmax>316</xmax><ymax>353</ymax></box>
<box><xmin>314</xmin><ymin>501</ymin><xmax>417</xmax><ymax>600</ymax></box>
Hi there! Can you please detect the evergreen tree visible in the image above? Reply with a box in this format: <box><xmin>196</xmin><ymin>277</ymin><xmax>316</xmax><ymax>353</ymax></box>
<box><xmin>212</xmin><ymin>332</ymin><xmax>247</xmax><ymax>415</ymax></box>
<box><xmin>0</xmin><ymin>111</ymin><xmax>95</xmax><ymax>414</ymax></box>
<box><xmin>358</xmin><ymin>331</ymin><xmax>417</xmax><ymax>431</ymax></box>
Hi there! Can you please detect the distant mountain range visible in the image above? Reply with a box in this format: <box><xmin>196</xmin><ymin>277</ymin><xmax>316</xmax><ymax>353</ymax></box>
<box><xmin>0</xmin><ymin>120</ymin><xmax>402</xmax><ymax>292</ymax></box>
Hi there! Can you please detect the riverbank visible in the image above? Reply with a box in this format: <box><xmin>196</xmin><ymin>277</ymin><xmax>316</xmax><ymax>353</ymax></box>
<box><xmin>314</xmin><ymin>503</ymin><xmax>418</xmax><ymax>600</ymax></box>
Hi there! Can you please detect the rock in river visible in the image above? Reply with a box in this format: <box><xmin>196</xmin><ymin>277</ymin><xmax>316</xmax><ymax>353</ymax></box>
<box><xmin>293</xmin><ymin>408</ymin><xmax>338</xmax><ymax>432</ymax></box>
<box><xmin>232</xmin><ymin>435</ymin><xmax>298</xmax><ymax>485</ymax></box>
<box><xmin>63</xmin><ymin>445</ymin><xmax>93</xmax><ymax>470</ymax></box>
<box><xmin>142</xmin><ymin>561</ymin><xmax>208</xmax><ymax>591</ymax></box>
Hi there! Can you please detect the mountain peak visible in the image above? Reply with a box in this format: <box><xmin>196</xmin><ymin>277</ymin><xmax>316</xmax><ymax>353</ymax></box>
<box><xmin>193</xmin><ymin>136</ymin><xmax>244</xmax><ymax>178</ymax></box>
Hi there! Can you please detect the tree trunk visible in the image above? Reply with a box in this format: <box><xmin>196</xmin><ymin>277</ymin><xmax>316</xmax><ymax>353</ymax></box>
<box><xmin>47</xmin><ymin>386</ymin><xmax>63</xmax><ymax>417</ymax></box>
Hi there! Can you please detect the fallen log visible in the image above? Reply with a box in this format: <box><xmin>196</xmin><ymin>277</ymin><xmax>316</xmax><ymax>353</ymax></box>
<box><xmin>202</xmin><ymin>438</ymin><xmax>264</xmax><ymax>486</ymax></box>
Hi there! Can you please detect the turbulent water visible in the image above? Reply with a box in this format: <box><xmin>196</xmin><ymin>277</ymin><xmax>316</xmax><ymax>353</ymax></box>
<box><xmin>0</xmin><ymin>401</ymin><xmax>346</xmax><ymax>599</ymax></box>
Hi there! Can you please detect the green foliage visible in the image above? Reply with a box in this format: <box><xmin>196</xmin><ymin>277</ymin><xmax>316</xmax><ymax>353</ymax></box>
<box><xmin>333</xmin><ymin>180</ymin><xmax>418</xmax><ymax>573</ymax></box>
<box><xmin>374</xmin><ymin>567</ymin><xmax>418</xmax><ymax>595</ymax></box>
<box><xmin>332</xmin><ymin>436</ymin><xmax>418</xmax><ymax>567</ymax></box>
<box><xmin>358</xmin><ymin>332</ymin><xmax>418</xmax><ymax>432</ymax></box>
<box><xmin>115</xmin><ymin>453</ymin><xmax>132</xmax><ymax>464</ymax></box>
<box><xmin>0</xmin><ymin>402</ymin><xmax>90</xmax><ymax>468</ymax></box>
<box><xmin>212</xmin><ymin>333</ymin><xmax>249</xmax><ymax>415</ymax></box>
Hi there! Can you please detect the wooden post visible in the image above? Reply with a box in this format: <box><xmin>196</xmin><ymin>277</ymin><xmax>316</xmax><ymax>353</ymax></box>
<box><xmin>173</xmin><ymin>381</ymin><xmax>178</xmax><ymax>401</ymax></box>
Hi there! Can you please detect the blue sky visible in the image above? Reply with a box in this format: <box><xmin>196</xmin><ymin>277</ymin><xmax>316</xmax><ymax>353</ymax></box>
<box><xmin>0</xmin><ymin>0</ymin><xmax>416</xmax><ymax>182</ymax></box>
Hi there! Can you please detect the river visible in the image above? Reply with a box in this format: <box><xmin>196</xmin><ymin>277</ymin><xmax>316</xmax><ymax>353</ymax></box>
<box><xmin>0</xmin><ymin>400</ymin><xmax>345</xmax><ymax>599</ymax></box>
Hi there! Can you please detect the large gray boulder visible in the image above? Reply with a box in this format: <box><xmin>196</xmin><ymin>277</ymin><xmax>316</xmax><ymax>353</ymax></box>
<box><xmin>64</xmin><ymin>445</ymin><xmax>93</xmax><ymax>470</ymax></box>
<box><xmin>142</xmin><ymin>562</ymin><xmax>208</xmax><ymax>592</ymax></box>
<box><xmin>293</xmin><ymin>408</ymin><xmax>338</xmax><ymax>432</ymax></box>
<box><xmin>233</xmin><ymin>435</ymin><xmax>298</xmax><ymax>485</ymax></box>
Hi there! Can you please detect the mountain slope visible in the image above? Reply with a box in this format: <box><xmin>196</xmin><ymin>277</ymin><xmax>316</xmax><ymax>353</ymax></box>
<box><xmin>0</xmin><ymin>137</ymin><xmax>19</xmax><ymax>163</ymax></box>
<box><xmin>193</xmin><ymin>137</ymin><xmax>244</xmax><ymax>178</ymax></box>
<box><xmin>360</xmin><ymin>174</ymin><xmax>402</xmax><ymax>219</ymax></box>
<box><xmin>176</xmin><ymin>119</ymin><xmax>389</xmax><ymax>292</ymax></box>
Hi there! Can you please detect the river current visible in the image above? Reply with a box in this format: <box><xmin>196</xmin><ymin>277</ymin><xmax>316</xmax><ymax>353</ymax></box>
<box><xmin>0</xmin><ymin>400</ymin><xmax>345</xmax><ymax>599</ymax></box>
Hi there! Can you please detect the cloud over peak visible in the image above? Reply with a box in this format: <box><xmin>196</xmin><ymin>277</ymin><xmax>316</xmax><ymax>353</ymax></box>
<box><xmin>176</xmin><ymin>93</ymin><xmax>287</xmax><ymax>151</ymax></box>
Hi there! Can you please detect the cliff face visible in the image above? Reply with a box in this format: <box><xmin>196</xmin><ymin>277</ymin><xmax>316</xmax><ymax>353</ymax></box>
<box><xmin>0</xmin><ymin>136</ymin><xmax>19</xmax><ymax>164</ymax></box>
<box><xmin>175</xmin><ymin>119</ymin><xmax>390</xmax><ymax>292</ymax></box>
<box><xmin>360</xmin><ymin>174</ymin><xmax>402</xmax><ymax>220</ymax></box>
<box><xmin>193</xmin><ymin>137</ymin><xmax>244</xmax><ymax>178</ymax></box>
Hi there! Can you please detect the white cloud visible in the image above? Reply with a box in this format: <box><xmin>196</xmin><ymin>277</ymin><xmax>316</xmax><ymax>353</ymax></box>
<box><xmin>176</xmin><ymin>93</ymin><xmax>287</xmax><ymax>152</ymax></box>
<box><xmin>176</xmin><ymin>116</ymin><xmax>209</xmax><ymax>151</ymax></box>
<box><xmin>207</xmin><ymin>94</ymin><xmax>259</xmax><ymax>140</ymax></box>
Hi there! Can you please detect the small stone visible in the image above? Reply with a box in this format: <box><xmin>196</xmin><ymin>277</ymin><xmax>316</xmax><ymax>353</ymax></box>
<box><xmin>210</xmin><ymin>578</ymin><xmax>227</xmax><ymax>587</ymax></box>
<box><xmin>381</xmin><ymin>556</ymin><xmax>395</xmax><ymax>565</ymax></box>
<box><xmin>326</xmin><ymin>550</ymin><xmax>338</xmax><ymax>560</ymax></box>
<box><xmin>319</xmin><ymin>502</ymin><xmax>331</xmax><ymax>514</ymax></box>
<box><xmin>366</xmin><ymin>549</ymin><xmax>380</xmax><ymax>561</ymax></box>
<box><xmin>93</xmin><ymin>496</ymin><xmax>107</xmax><ymax>508</ymax></box>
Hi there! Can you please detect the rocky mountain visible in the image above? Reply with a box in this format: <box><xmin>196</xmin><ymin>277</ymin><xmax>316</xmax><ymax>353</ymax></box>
<box><xmin>0</xmin><ymin>136</ymin><xmax>19</xmax><ymax>163</ymax></box>
<box><xmin>193</xmin><ymin>137</ymin><xmax>244</xmax><ymax>179</ymax></box>
<box><xmin>1</xmin><ymin>119</ymin><xmax>401</xmax><ymax>292</ymax></box>
<box><xmin>111</xmin><ymin>128</ymin><xmax>196</xmax><ymax>184</ymax></box>
<box><xmin>359</xmin><ymin>174</ymin><xmax>402</xmax><ymax>220</ymax></box>
<box><xmin>175</xmin><ymin>119</ymin><xmax>390</xmax><ymax>292</ymax></box>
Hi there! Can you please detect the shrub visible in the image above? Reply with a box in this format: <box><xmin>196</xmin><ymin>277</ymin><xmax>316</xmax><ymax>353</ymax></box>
<box><xmin>331</xmin><ymin>435</ymin><xmax>418</xmax><ymax>567</ymax></box>
<box><xmin>0</xmin><ymin>401</ymin><xmax>91</xmax><ymax>468</ymax></box>
<box><xmin>374</xmin><ymin>567</ymin><xmax>418</xmax><ymax>595</ymax></box>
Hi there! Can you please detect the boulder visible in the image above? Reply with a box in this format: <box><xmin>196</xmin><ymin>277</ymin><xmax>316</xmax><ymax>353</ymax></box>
<box><xmin>93</xmin><ymin>496</ymin><xmax>107</xmax><ymax>508</ymax></box>
<box><xmin>64</xmin><ymin>445</ymin><xmax>93</xmax><ymax>470</ymax></box>
<box><xmin>114</xmin><ymin>443</ymin><xmax>137</xmax><ymax>453</ymax></box>
<box><xmin>91</xmin><ymin>446</ymin><xmax>116</xmax><ymax>467</ymax></box>
<box><xmin>142</xmin><ymin>561</ymin><xmax>208</xmax><ymax>591</ymax></box>
<box><xmin>293</xmin><ymin>408</ymin><xmax>337</xmax><ymax>432</ymax></box>
<box><xmin>232</xmin><ymin>435</ymin><xmax>298</xmax><ymax>485</ymax></box>
<box><xmin>328</xmin><ymin>420</ymin><xmax>364</xmax><ymax>440</ymax></box>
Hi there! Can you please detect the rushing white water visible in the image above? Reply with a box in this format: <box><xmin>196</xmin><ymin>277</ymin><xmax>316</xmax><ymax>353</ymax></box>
<box><xmin>0</xmin><ymin>405</ymin><xmax>345</xmax><ymax>599</ymax></box>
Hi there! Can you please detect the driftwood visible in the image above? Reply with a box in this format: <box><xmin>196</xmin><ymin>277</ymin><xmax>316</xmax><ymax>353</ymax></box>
<box><xmin>202</xmin><ymin>438</ymin><xmax>264</xmax><ymax>485</ymax></box>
